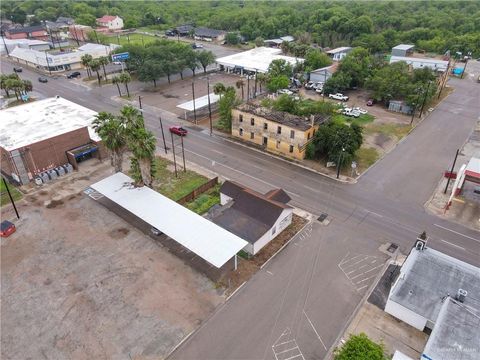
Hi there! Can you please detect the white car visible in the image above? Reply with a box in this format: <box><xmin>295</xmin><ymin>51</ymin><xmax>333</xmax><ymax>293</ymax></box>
<box><xmin>112</xmin><ymin>61</ymin><xmax>122</xmax><ymax>65</ymax></box>
<box><xmin>315</xmin><ymin>87</ymin><xmax>323</xmax><ymax>94</ymax></box>
<box><xmin>305</xmin><ymin>81</ymin><xmax>315</xmax><ymax>89</ymax></box>
<box><xmin>329</xmin><ymin>93</ymin><xmax>349</xmax><ymax>101</ymax></box>
<box><xmin>278</xmin><ymin>89</ymin><xmax>294</xmax><ymax>96</ymax></box>
<box><xmin>342</xmin><ymin>109</ymin><xmax>360</xmax><ymax>118</ymax></box>
<box><xmin>352</xmin><ymin>107</ymin><xmax>368</xmax><ymax>115</ymax></box>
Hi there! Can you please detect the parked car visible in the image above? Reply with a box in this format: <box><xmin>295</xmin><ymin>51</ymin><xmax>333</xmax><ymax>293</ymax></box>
<box><xmin>165</xmin><ymin>30</ymin><xmax>175</xmax><ymax>36</ymax></box>
<box><xmin>0</xmin><ymin>220</ymin><xmax>16</xmax><ymax>238</ymax></box>
<box><xmin>305</xmin><ymin>81</ymin><xmax>315</xmax><ymax>90</ymax></box>
<box><xmin>329</xmin><ymin>93</ymin><xmax>349</xmax><ymax>101</ymax></box>
<box><xmin>313</xmin><ymin>82</ymin><xmax>324</xmax><ymax>90</ymax></box>
<box><xmin>67</xmin><ymin>71</ymin><xmax>81</xmax><ymax>79</ymax></box>
<box><xmin>192</xmin><ymin>43</ymin><xmax>204</xmax><ymax>49</ymax></box>
<box><xmin>352</xmin><ymin>107</ymin><xmax>368</xmax><ymax>115</ymax></box>
<box><xmin>38</xmin><ymin>76</ymin><xmax>48</xmax><ymax>83</ymax></box>
<box><xmin>278</xmin><ymin>89</ymin><xmax>294</xmax><ymax>96</ymax></box>
<box><xmin>342</xmin><ymin>109</ymin><xmax>360</xmax><ymax>118</ymax></box>
<box><xmin>366</xmin><ymin>99</ymin><xmax>376</xmax><ymax>106</ymax></box>
<box><xmin>13</xmin><ymin>67</ymin><xmax>22</xmax><ymax>72</ymax></box>
<box><xmin>287</xmin><ymin>85</ymin><xmax>299</xmax><ymax>93</ymax></box>
<box><xmin>169</xmin><ymin>125</ymin><xmax>188</xmax><ymax>136</ymax></box>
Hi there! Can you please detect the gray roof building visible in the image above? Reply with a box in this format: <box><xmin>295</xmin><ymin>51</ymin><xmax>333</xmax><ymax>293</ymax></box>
<box><xmin>194</xmin><ymin>27</ymin><xmax>225</xmax><ymax>39</ymax></box>
<box><xmin>391</xmin><ymin>44</ymin><xmax>414</xmax><ymax>57</ymax></box>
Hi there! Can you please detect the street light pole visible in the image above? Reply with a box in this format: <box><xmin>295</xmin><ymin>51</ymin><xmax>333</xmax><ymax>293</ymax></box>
<box><xmin>460</xmin><ymin>58</ymin><xmax>469</xmax><ymax>79</ymax></box>
<box><xmin>419</xmin><ymin>81</ymin><xmax>432</xmax><ymax>118</ymax></box>
<box><xmin>207</xmin><ymin>78</ymin><xmax>213</xmax><ymax>136</ymax></box>
<box><xmin>159</xmin><ymin>117</ymin><xmax>168</xmax><ymax>154</ymax></box>
<box><xmin>336</xmin><ymin>148</ymin><xmax>345</xmax><ymax>179</ymax></box>
<box><xmin>2</xmin><ymin>177</ymin><xmax>20</xmax><ymax>219</ymax></box>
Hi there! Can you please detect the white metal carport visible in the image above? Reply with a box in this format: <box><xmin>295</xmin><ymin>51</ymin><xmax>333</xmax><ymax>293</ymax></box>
<box><xmin>90</xmin><ymin>172</ymin><xmax>248</xmax><ymax>268</ymax></box>
<box><xmin>176</xmin><ymin>93</ymin><xmax>220</xmax><ymax>120</ymax></box>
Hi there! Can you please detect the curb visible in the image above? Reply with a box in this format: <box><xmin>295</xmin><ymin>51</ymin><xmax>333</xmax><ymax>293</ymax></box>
<box><xmin>212</xmin><ymin>131</ymin><xmax>355</xmax><ymax>184</ymax></box>
<box><xmin>260</xmin><ymin>220</ymin><xmax>312</xmax><ymax>270</ymax></box>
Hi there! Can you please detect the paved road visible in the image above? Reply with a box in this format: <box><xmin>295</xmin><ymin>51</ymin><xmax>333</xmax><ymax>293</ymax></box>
<box><xmin>2</xmin><ymin>58</ymin><xmax>479</xmax><ymax>359</ymax></box>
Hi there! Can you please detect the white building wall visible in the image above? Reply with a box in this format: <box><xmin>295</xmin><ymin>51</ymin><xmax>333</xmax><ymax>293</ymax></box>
<box><xmin>385</xmin><ymin>299</ymin><xmax>428</xmax><ymax>331</ymax></box>
<box><xmin>220</xmin><ymin>193</ymin><xmax>232</xmax><ymax>205</ymax></box>
<box><xmin>252</xmin><ymin>209</ymin><xmax>293</xmax><ymax>255</ymax></box>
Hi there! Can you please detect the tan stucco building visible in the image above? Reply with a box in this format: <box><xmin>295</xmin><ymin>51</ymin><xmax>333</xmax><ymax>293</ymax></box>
<box><xmin>231</xmin><ymin>104</ymin><xmax>328</xmax><ymax>160</ymax></box>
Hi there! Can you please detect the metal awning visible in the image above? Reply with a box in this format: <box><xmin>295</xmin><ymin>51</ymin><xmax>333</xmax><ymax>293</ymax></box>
<box><xmin>176</xmin><ymin>93</ymin><xmax>220</xmax><ymax>112</ymax></box>
<box><xmin>90</xmin><ymin>172</ymin><xmax>248</xmax><ymax>268</ymax></box>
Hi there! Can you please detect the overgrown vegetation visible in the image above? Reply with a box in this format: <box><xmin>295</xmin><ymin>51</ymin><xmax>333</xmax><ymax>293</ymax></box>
<box><xmin>185</xmin><ymin>184</ymin><xmax>221</xmax><ymax>215</ymax></box>
<box><xmin>214</xmin><ymin>84</ymin><xmax>240</xmax><ymax>132</ymax></box>
<box><xmin>0</xmin><ymin>179</ymin><xmax>23</xmax><ymax>207</ymax></box>
<box><xmin>334</xmin><ymin>333</ymin><xmax>388</xmax><ymax>360</ymax></box>
<box><xmin>5</xmin><ymin>2</ymin><xmax>477</xmax><ymax>57</ymax></box>
<box><xmin>0</xmin><ymin>73</ymin><xmax>33</xmax><ymax>100</ymax></box>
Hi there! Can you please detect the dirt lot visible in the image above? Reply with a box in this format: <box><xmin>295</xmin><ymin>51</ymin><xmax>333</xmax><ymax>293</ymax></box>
<box><xmin>140</xmin><ymin>72</ymin><xmax>246</xmax><ymax>117</ymax></box>
<box><xmin>1</xmin><ymin>159</ymin><xmax>223</xmax><ymax>360</ymax></box>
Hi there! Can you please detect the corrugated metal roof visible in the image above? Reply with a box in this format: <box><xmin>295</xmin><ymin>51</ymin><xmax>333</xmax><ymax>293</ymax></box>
<box><xmin>90</xmin><ymin>172</ymin><xmax>248</xmax><ymax>268</ymax></box>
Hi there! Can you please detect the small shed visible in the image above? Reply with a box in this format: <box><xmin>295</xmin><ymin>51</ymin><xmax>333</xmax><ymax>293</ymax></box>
<box><xmin>309</xmin><ymin>63</ymin><xmax>338</xmax><ymax>83</ymax></box>
<box><xmin>388</xmin><ymin>100</ymin><xmax>412</xmax><ymax>115</ymax></box>
<box><xmin>176</xmin><ymin>93</ymin><xmax>220</xmax><ymax>121</ymax></box>
<box><xmin>392</xmin><ymin>44</ymin><xmax>414</xmax><ymax>57</ymax></box>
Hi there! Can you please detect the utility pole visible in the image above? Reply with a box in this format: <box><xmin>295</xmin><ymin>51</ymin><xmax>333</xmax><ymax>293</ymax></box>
<box><xmin>191</xmin><ymin>81</ymin><xmax>197</xmax><ymax>124</ymax></box>
<box><xmin>419</xmin><ymin>81</ymin><xmax>432</xmax><ymax>118</ymax></box>
<box><xmin>207</xmin><ymin>78</ymin><xmax>213</xmax><ymax>136</ymax></box>
<box><xmin>170</xmin><ymin>132</ymin><xmax>178</xmax><ymax>178</ymax></box>
<box><xmin>2</xmin><ymin>178</ymin><xmax>19</xmax><ymax>219</ymax></box>
<box><xmin>444</xmin><ymin>149</ymin><xmax>459</xmax><ymax>194</ymax></box>
<box><xmin>138</xmin><ymin>96</ymin><xmax>143</xmax><ymax>110</ymax></box>
<box><xmin>180</xmin><ymin>135</ymin><xmax>186</xmax><ymax>172</ymax></box>
<box><xmin>336</xmin><ymin>148</ymin><xmax>345</xmax><ymax>179</ymax></box>
<box><xmin>247</xmin><ymin>75</ymin><xmax>250</xmax><ymax>101</ymax></box>
<box><xmin>2</xmin><ymin>35</ymin><xmax>9</xmax><ymax>56</ymax></box>
<box><xmin>438</xmin><ymin>61</ymin><xmax>451</xmax><ymax>99</ymax></box>
<box><xmin>159</xmin><ymin>117</ymin><xmax>168</xmax><ymax>154</ymax></box>
<box><xmin>44</xmin><ymin>50</ymin><xmax>52</xmax><ymax>75</ymax></box>
<box><xmin>460</xmin><ymin>58</ymin><xmax>469</xmax><ymax>79</ymax></box>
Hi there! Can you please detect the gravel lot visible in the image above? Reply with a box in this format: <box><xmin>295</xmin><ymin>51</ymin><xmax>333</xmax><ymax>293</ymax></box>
<box><xmin>1</xmin><ymin>160</ymin><xmax>223</xmax><ymax>360</ymax></box>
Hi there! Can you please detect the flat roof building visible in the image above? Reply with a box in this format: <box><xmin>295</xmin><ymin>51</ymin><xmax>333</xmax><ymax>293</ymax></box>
<box><xmin>385</xmin><ymin>243</ymin><xmax>480</xmax><ymax>360</ymax></box>
<box><xmin>389</xmin><ymin>55</ymin><xmax>448</xmax><ymax>72</ymax></box>
<box><xmin>194</xmin><ymin>27</ymin><xmax>225</xmax><ymax>42</ymax></box>
<box><xmin>0</xmin><ymin>97</ymin><xmax>103</xmax><ymax>184</ymax></box>
<box><xmin>216</xmin><ymin>47</ymin><xmax>304</xmax><ymax>74</ymax></box>
<box><xmin>326</xmin><ymin>47</ymin><xmax>352</xmax><ymax>61</ymax></box>
<box><xmin>391</xmin><ymin>44</ymin><xmax>414</xmax><ymax>57</ymax></box>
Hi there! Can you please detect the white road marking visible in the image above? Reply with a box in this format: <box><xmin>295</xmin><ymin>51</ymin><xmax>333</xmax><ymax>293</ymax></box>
<box><xmin>365</xmin><ymin>210</ymin><xmax>383</xmax><ymax>218</ymax></box>
<box><xmin>303</xmin><ymin>310</ymin><xmax>327</xmax><ymax>351</ymax></box>
<box><xmin>266</xmin><ymin>270</ymin><xmax>274</xmax><ymax>276</ymax></box>
<box><xmin>355</xmin><ymin>275</ymin><xmax>377</xmax><ymax>284</ymax></box>
<box><xmin>433</xmin><ymin>224</ymin><xmax>480</xmax><ymax>243</ymax></box>
<box><xmin>440</xmin><ymin>239</ymin><xmax>466</xmax><ymax>250</ymax></box>
<box><xmin>356</xmin><ymin>284</ymin><xmax>369</xmax><ymax>291</ymax></box>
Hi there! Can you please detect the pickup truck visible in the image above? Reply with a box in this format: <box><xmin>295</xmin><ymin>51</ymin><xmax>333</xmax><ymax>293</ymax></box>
<box><xmin>329</xmin><ymin>93</ymin><xmax>349</xmax><ymax>101</ymax></box>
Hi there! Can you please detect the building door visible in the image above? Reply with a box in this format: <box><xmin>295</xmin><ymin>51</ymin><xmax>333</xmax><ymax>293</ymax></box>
<box><xmin>263</xmin><ymin>137</ymin><xmax>268</xmax><ymax>146</ymax></box>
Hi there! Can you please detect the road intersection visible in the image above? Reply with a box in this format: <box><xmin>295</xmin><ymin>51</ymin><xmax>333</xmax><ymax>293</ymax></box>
<box><xmin>2</xmin><ymin>57</ymin><xmax>478</xmax><ymax>359</ymax></box>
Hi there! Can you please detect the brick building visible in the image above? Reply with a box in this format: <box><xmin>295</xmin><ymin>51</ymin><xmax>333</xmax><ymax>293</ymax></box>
<box><xmin>0</xmin><ymin>97</ymin><xmax>105</xmax><ymax>185</ymax></box>
<box><xmin>231</xmin><ymin>103</ymin><xmax>329</xmax><ymax>160</ymax></box>
<box><xmin>5</xmin><ymin>25</ymin><xmax>48</xmax><ymax>40</ymax></box>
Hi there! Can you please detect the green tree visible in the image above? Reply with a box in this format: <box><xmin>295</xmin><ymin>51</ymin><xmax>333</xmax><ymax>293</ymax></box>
<box><xmin>81</xmin><ymin>54</ymin><xmax>93</xmax><ymax>77</ymax></box>
<box><xmin>256</xmin><ymin>73</ymin><xmax>268</xmax><ymax>93</ymax></box>
<box><xmin>213</xmin><ymin>82</ymin><xmax>226</xmax><ymax>98</ymax></box>
<box><xmin>267</xmin><ymin>75</ymin><xmax>289</xmax><ymax>93</ymax></box>
<box><xmin>235</xmin><ymin>79</ymin><xmax>245</xmax><ymax>100</ymax></box>
<box><xmin>196</xmin><ymin>50</ymin><xmax>215</xmax><ymax>74</ymax></box>
<box><xmin>75</xmin><ymin>13</ymin><xmax>96</xmax><ymax>27</ymax></box>
<box><xmin>217</xmin><ymin>87</ymin><xmax>240</xmax><ymax>132</ymax></box>
<box><xmin>112</xmin><ymin>75</ymin><xmax>122</xmax><ymax>96</ymax></box>
<box><xmin>138</xmin><ymin>60</ymin><xmax>164</xmax><ymax>87</ymax></box>
<box><xmin>304</xmin><ymin>49</ymin><xmax>332</xmax><ymax>71</ymax></box>
<box><xmin>365</xmin><ymin>61</ymin><xmax>411</xmax><ymax>103</ymax></box>
<box><xmin>4</xmin><ymin>78</ymin><xmax>24</xmax><ymax>100</ymax></box>
<box><xmin>338</xmin><ymin>47</ymin><xmax>373</xmax><ymax>88</ymax></box>
<box><xmin>254</xmin><ymin>37</ymin><xmax>265</xmax><ymax>47</ymax></box>
<box><xmin>119</xmin><ymin>72</ymin><xmax>132</xmax><ymax>97</ymax></box>
<box><xmin>334</xmin><ymin>333</ymin><xmax>386</xmax><ymax>360</ymax></box>
<box><xmin>268</xmin><ymin>59</ymin><xmax>293</xmax><ymax>78</ymax></box>
<box><xmin>225</xmin><ymin>32</ymin><xmax>240</xmax><ymax>45</ymax></box>
<box><xmin>184</xmin><ymin>48</ymin><xmax>199</xmax><ymax>77</ymax></box>
<box><xmin>92</xmin><ymin>112</ymin><xmax>128</xmax><ymax>172</ymax></box>
<box><xmin>22</xmin><ymin>80</ymin><xmax>33</xmax><ymax>93</ymax></box>
<box><xmin>98</xmin><ymin>56</ymin><xmax>110</xmax><ymax>80</ymax></box>
<box><xmin>272</xmin><ymin>94</ymin><xmax>298</xmax><ymax>113</ymax></box>
<box><xmin>128</xmin><ymin>127</ymin><xmax>157</xmax><ymax>187</ymax></box>
<box><xmin>119</xmin><ymin>105</ymin><xmax>144</xmax><ymax>130</ymax></box>
<box><xmin>323</xmin><ymin>72</ymin><xmax>351</xmax><ymax>95</ymax></box>
<box><xmin>89</xmin><ymin>59</ymin><xmax>102</xmax><ymax>85</ymax></box>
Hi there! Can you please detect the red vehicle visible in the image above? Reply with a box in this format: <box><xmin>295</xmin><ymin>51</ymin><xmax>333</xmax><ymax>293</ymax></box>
<box><xmin>169</xmin><ymin>125</ymin><xmax>188</xmax><ymax>136</ymax></box>
<box><xmin>1</xmin><ymin>220</ymin><xmax>16</xmax><ymax>237</ymax></box>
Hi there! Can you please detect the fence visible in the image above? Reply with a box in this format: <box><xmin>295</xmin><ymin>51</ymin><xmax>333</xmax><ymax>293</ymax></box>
<box><xmin>177</xmin><ymin>177</ymin><xmax>218</xmax><ymax>204</ymax></box>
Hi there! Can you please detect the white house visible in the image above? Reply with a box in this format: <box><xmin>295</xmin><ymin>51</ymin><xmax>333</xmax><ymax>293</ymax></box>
<box><xmin>389</xmin><ymin>55</ymin><xmax>448</xmax><ymax>72</ymax></box>
<box><xmin>309</xmin><ymin>63</ymin><xmax>339</xmax><ymax>83</ymax></box>
<box><xmin>96</xmin><ymin>15</ymin><xmax>124</xmax><ymax>30</ymax></box>
<box><xmin>213</xmin><ymin>181</ymin><xmax>293</xmax><ymax>255</ymax></box>
<box><xmin>326</xmin><ymin>46</ymin><xmax>352</xmax><ymax>61</ymax></box>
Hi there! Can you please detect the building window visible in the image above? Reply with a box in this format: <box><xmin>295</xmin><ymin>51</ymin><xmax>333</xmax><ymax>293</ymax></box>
<box><xmin>289</xmin><ymin>145</ymin><xmax>294</xmax><ymax>153</ymax></box>
<box><xmin>239</xmin><ymin>114</ymin><xmax>243</xmax><ymax>122</ymax></box>
<box><xmin>277</xmin><ymin>126</ymin><xmax>282</xmax><ymax>134</ymax></box>
<box><xmin>250</xmin><ymin>132</ymin><xmax>254</xmax><ymax>139</ymax></box>
<box><xmin>276</xmin><ymin>140</ymin><xmax>280</xmax><ymax>149</ymax></box>
<box><xmin>290</xmin><ymin>130</ymin><xmax>295</xmax><ymax>139</ymax></box>
<box><xmin>251</xmin><ymin>118</ymin><xmax>255</xmax><ymax>125</ymax></box>
<box><xmin>264</xmin><ymin>123</ymin><xmax>268</xmax><ymax>130</ymax></box>
<box><xmin>239</xmin><ymin>128</ymin><xmax>243</xmax><ymax>136</ymax></box>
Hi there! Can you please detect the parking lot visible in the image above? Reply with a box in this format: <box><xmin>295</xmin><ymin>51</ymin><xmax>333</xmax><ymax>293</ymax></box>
<box><xmin>1</xmin><ymin>160</ymin><xmax>223</xmax><ymax>360</ymax></box>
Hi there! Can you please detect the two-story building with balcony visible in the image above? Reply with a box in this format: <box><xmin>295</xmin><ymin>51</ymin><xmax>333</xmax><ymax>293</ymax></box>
<box><xmin>231</xmin><ymin>103</ymin><xmax>329</xmax><ymax>160</ymax></box>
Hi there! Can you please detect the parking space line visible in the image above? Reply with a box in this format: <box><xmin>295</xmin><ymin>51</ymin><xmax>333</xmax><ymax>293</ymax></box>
<box><xmin>284</xmin><ymin>355</ymin><xmax>304</xmax><ymax>360</ymax></box>
<box><xmin>341</xmin><ymin>256</ymin><xmax>370</xmax><ymax>269</ymax></box>
<box><xmin>355</xmin><ymin>275</ymin><xmax>377</xmax><ymax>284</ymax></box>
<box><xmin>338</xmin><ymin>254</ymin><xmax>362</xmax><ymax>266</ymax></box>
<box><xmin>303</xmin><ymin>310</ymin><xmax>327</xmax><ymax>351</ymax></box>
<box><xmin>356</xmin><ymin>284</ymin><xmax>369</xmax><ymax>291</ymax></box>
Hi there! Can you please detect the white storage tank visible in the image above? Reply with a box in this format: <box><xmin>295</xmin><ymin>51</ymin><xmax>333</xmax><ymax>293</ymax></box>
<box><xmin>34</xmin><ymin>177</ymin><xmax>43</xmax><ymax>186</ymax></box>
<box><xmin>63</xmin><ymin>163</ymin><xmax>73</xmax><ymax>173</ymax></box>
<box><xmin>55</xmin><ymin>166</ymin><xmax>65</xmax><ymax>176</ymax></box>
<box><xmin>47</xmin><ymin>169</ymin><xmax>58</xmax><ymax>180</ymax></box>
<box><xmin>40</xmin><ymin>172</ymin><xmax>50</xmax><ymax>183</ymax></box>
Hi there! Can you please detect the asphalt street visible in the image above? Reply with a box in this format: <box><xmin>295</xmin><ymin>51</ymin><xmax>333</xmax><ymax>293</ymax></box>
<box><xmin>2</xmin><ymin>57</ymin><xmax>479</xmax><ymax>359</ymax></box>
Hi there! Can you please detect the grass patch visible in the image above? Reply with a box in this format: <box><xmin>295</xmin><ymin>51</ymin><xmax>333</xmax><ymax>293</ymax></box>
<box><xmin>1</xmin><ymin>179</ymin><xmax>23</xmax><ymax>207</ymax></box>
<box><xmin>185</xmin><ymin>184</ymin><xmax>221</xmax><ymax>214</ymax></box>
<box><xmin>106</xmin><ymin>33</ymin><xmax>158</xmax><ymax>47</ymax></box>
<box><xmin>364</xmin><ymin>123</ymin><xmax>412</xmax><ymax>140</ymax></box>
<box><xmin>355</xmin><ymin>147</ymin><xmax>380</xmax><ymax>170</ymax></box>
<box><xmin>333</xmin><ymin>113</ymin><xmax>375</xmax><ymax>127</ymax></box>
<box><xmin>153</xmin><ymin>157</ymin><xmax>208</xmax><ymax>201</ymax></box>
<box><xmin>6</xmin><ymin>98</ymin><xmax>36</xmax><ymax>108</ymax></box>
<box><xmin>237</xmin><ymin>250</ymin><xmax>251</xmax><ymax>259</ymax></box>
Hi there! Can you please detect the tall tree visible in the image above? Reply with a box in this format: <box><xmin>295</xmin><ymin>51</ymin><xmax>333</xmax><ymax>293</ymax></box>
<box><xmin>217</xmin><ymin>87</ymin><xmax>240</xmax><ymax>132</ymax></box>
<box><xmin>334</xmin><ymin>333</ymin><xmax>386</xmax><ymax>360</ymax></box>
<box><xmin>196</xmin><ymin>50</ymin><xmax>215</xmax><ymax>74</ymax></box>
<box><xmin>213</xmin><ymin>82</ymin><xmax>226</xmax><ymax>98</ymax></box>
<box><xmin>128</xmin><ymin>128</ymin><xmax>157</xmax><ymax>187</ymax></box>
<box><xmin>98</xmin><ymin>56</ymin><xmax>109</xmax><ymax>80</ymax></box>
<box><xmin>119</xmin><ymin>72</ymin><xmax>131</xmax><ymax>97</ymax></box>
<box><xmin>268</xmin><ymin>59</ymin><xmax>293</xmax><ymax>77</ymax></box>
<box><xmin>112</xmin><ymin>76</ymin><xmax>122</xmax><ymax>96</ymax></box>
<box><xmin>138</xmin><ymin>60</ymin><xmax>163</xmax><ymax>87</ymax></box>
<box><xmin>235</xmin><ymin>79</ymin><xmax>245</xmax><ymax>99</ymax></box>
<box><xmin>89</xmin><ymin>59</ymin><xmax>102</xmax><ymax>85</ymax></box>
<box><xmin>81</xmin><ymin>54</ymin><xmax>93</xmax><ymax>77</ymax></box>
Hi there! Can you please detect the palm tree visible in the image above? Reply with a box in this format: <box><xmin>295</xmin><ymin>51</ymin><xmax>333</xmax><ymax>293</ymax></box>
<box><xmin>98</xmin><ymin>56</ymin><xmax>109</xmax><ymax>80</ymax></box>
<box><xmin>92</xmin><ymin>112</ymin><xmax>128</xmax><ymax>172</ymax></box>
<box><xmin>119</xmin><ymin>72</ymin><xmax>131</xmax><ymax>97</ymax></box>
<box><xmin>89</xmin><ymin>59</ymin><xmax>102</xmax><ymax>85</ymax></box>
<box><xmin>235</xmin><ymin>79</ymin><xmax>245</xmax><ymax>100</ymax></box>
<box><xmin>129</xmin><ymin>127</ymin><xmax>156</xmax><ymax>187</ymax></box>
<box><xmin>81</xmin><ymin>54</ymin><xmax>93</xmax><ymax>77</ymax></box>
<box><xmin>5</xmin><ymin>78</ymin><xmax>24</xmax><ymax>100</ymax></box>
<box><xmin>0</xmin><ymin>74</ymin><xmax>11</xmax><ymax>97</ymax></box>
<box><xmin>112</xmin><ymin>76</ymin><xmax>122</xmax><ymax>96</ymax></box>
<box><xmin>213</xmin><ymin>82</ymin><xmax>226</xmax><ymax>99</ymax></box>
<box><xmin>256</xmin><ymin>73</ymin><xmax>268</xmax><ymax>93</ymax></box>
<box><xmin>119</xmin><ymin>105</ymin><xmax>144</xmax><ymax>130</ymax></box>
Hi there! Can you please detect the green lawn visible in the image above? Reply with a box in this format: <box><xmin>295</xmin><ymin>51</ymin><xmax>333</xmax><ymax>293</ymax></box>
<box><xmin>355</xmin><ymin>147</ymin><xmax>380</xmax><ymax>170</ymax></box>
<box><xmin>185</xmin><ymin>184</ymin><xmax>221</xmax><ymax>215</ymax></box>
<box><xmin>1</xmin><ymin>179</ymin><xmax>23</xmax><ymax>207</ymax></box>
<box><xmin>106</xmin><ymin>33</ymin><xmax>158</xmax><ymax>47</ymax></box>
<box><xmin>333</xmin><ymin>113</ymin><xmax>375</xmax><ymax>126</ymax></box>
<box><xmin>153</xmin><ymin>157</ymin><xmax>209</xmax><ymax>201</ymax></box>
<box><xmin>363</xmin><ymin>123</ymin><xmax>412</xmax><ymax>140</ymax></box>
